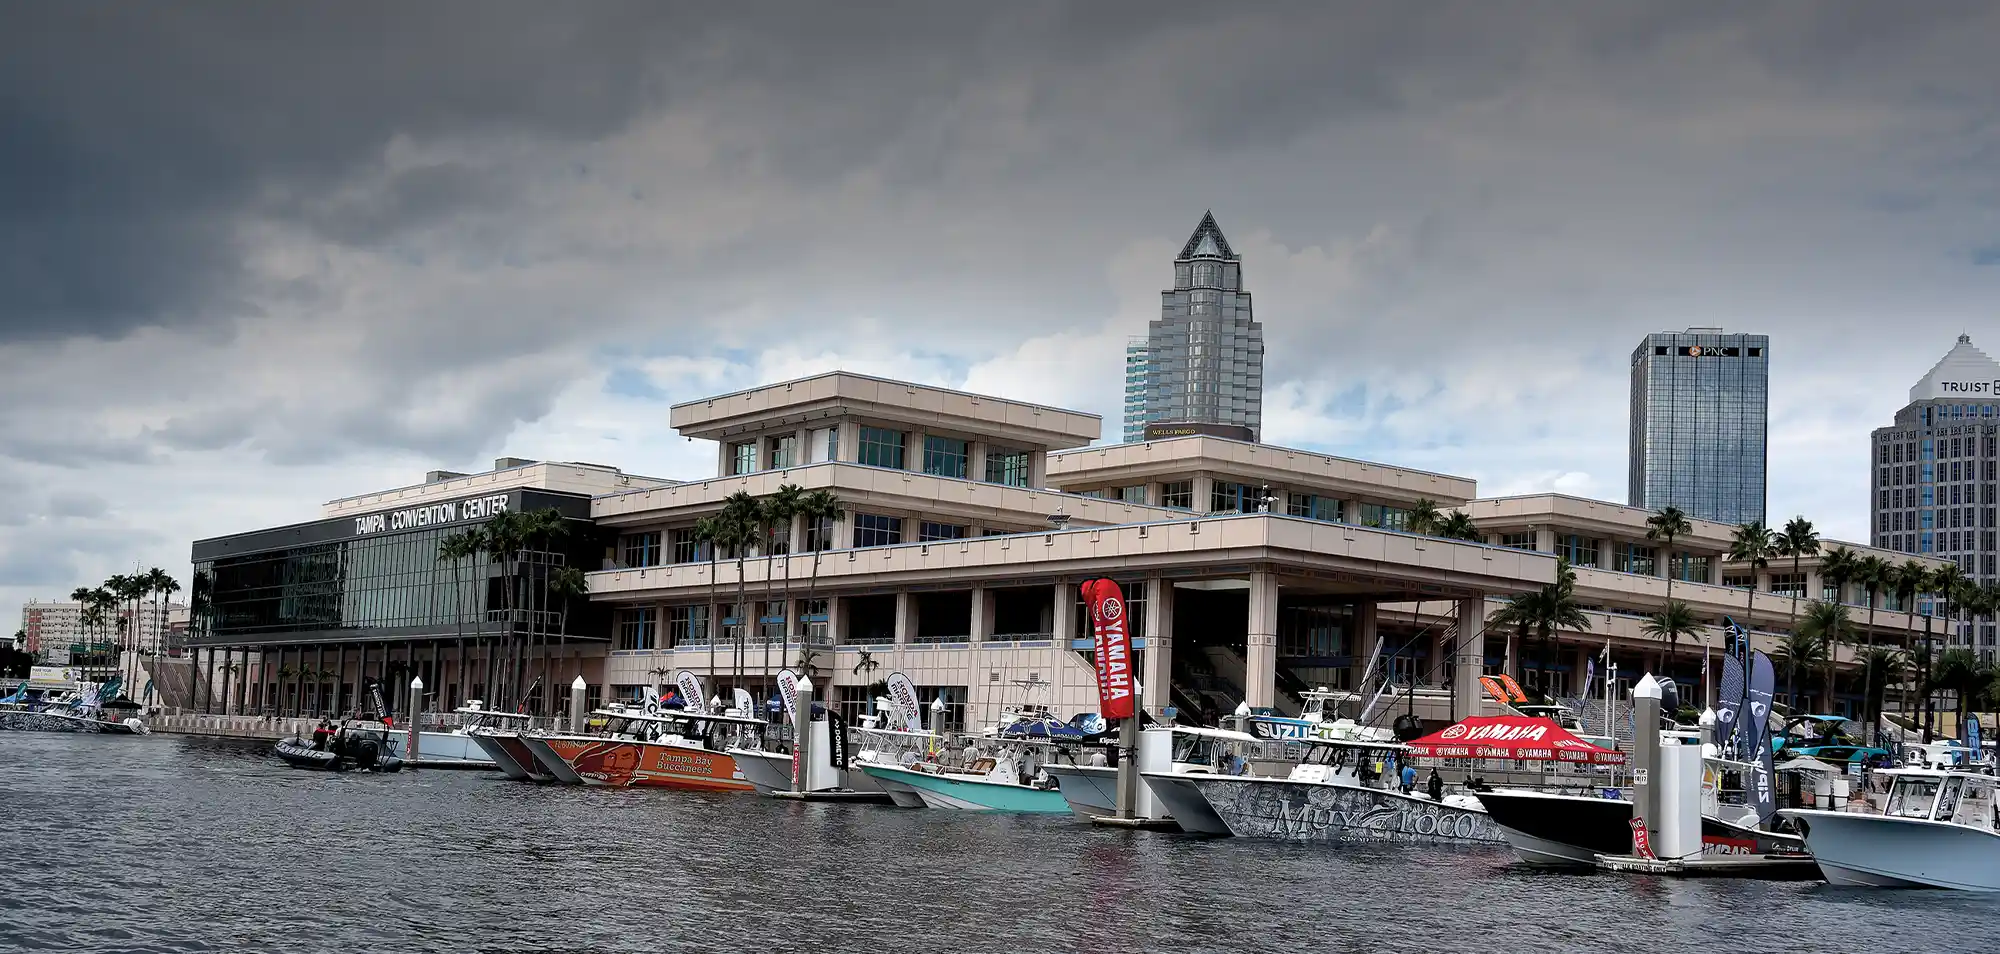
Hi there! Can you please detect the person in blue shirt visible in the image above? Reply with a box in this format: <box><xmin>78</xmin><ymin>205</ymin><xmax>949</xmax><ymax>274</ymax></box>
<box><xmin>1400</xmin><ymin>762</ymin><xmax>1417</xmax><ymax>795</ymax></box>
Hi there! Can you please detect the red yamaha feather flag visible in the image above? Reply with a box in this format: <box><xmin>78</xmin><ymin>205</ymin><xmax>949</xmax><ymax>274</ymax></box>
<box><xmin>1082</xmin><ymin>578</ymin><xmax>1135</xmax><ymax>720</ymax></box>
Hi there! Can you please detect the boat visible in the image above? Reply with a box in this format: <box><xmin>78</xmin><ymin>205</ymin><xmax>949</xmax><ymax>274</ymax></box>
<box><xmin>0</xmin><ymin>676</ymin><xmax>149</xmax><ymax>735</ymax></box>
<box><xmin>1782</xmin><ymin>768</ymin><xmax>2000</xmax><ymax>889</ymax></box>
<box><xmin>1474</xmin><ymin>780</ymin><xmax>1805</xmax><ymax>867</ymax></box>
<box><xmin>273</xmin><ymin>723</ymin><xmax>404</xmax><ymax>772</ymax></box>
<box><xmin>1168</xmin><ymin>734</ymin><xmax>1504</xmax><ymax>844</ymax></box>
<box><xmin>462</xmin><ymin>709</ymin><xmax>553</xmax><ymax>781</ymax></box>
<box><xmin>856</xmin><ymin>737</ymin><xmax>1075</xmax><ymax>812</ymax></box>
<box><xmin>377</xmin><ymin>702</ymin><xmax>506</xmax><ymax>768</ymax></box>
<box><xmin>1773</xmin><ymin>714</ymin><xmax>1892</xmax><ymax>766</ymax></box>
<box><xmin>1050</xmin><ymin>724</ymin><xmax>1257</xmax><ymax>825</ymax></box>
<box><xmin>535</xmin><ymin>706</ymin><xmax>767</xmax><ymax>791</ymax></box>
<box><xmin>843</xmin><ymin>725</ymin><xmax>951</xmax><ymax>807</ymax></box>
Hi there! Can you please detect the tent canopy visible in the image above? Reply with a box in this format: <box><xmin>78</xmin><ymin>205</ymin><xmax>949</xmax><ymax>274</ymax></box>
<box><xmin>1405</xmin><ymin>715</ymin><xmax>1627</xmax><ymax>765</ymax></box>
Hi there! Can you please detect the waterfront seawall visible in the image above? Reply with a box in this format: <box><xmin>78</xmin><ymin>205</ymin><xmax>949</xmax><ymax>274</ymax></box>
<box><xmin>150</xmin><ymin>714</ymin><xmax>318</xmax><ymax>741</ymax></box>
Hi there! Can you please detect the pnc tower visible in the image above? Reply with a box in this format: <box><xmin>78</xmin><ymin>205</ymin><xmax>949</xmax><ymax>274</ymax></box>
<box><xmin>1123</xmin><ymin>212</ymin><xmax>1265</xmax><ymax>443</ymax></box>
<box><xmin>1627</xmin><ymin>328</ymin><xmax>1770</xmax><ymax>526</ymax></box>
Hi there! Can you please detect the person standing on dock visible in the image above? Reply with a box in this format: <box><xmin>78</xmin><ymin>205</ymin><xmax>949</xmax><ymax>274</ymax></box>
<box><xmin>1427</xmin><ymin>769</ymin><xmax>1444</xmax><ymax>803</ymax></box>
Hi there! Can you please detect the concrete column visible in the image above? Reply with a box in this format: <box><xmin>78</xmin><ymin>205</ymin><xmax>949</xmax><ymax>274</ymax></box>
<box><xmin>826</xmin><ymin>595</ymin><xmax>847</xmax><ymax>646</ymax></box>
<box><xmin>907</xmin><ymin>429</ymin><xmax>925</xmax><ymax>474</ymax></box>
<box><xmin>1141</xmin><ymin>578</ymin><xmax>1174</xmax><ymax>717</ymax></box>
<box><xmin>787</xmin><ymin>514</ymin><xmax>804</xmax><ymax>555</ymax></box>
<box><xmin>1245</xmin><ymin>571</ymin><xmax>1279</xmax><ymax>709</ymax></box>
<box><xmin>893</xmin><ymin>591</ymin><xmax>916</xmax><ymax>645</ymax></box>
<box><xmin>1052</xmin><ymin>582</ymin><xmax>1074</xmax><ymax>645</ymax></box>
<box><xmin>969</xmin><ymin>442</ymin><xmax>989</xmax><ymax>483</ymax></box>
<box><xmin>793</xmin><ymin>427</ymin><xmax>809</xmax><ymax>469</ymax></box>
<box><xmin>836</xmin><ymin>421</ymin><xmax>860</xmax><ymax>463</ymax></box>
<box><xmin>1029</xmin><ymin>452</ymin><xmax>1048</xmax><ymax>489</ymax></box>
<box><xmin>832</xmin><ymin>511</ymin><xmax>852</xmax><ymax>550</ymax></box>
<box><xmin>969</xmin><ymin>587</ymin><xmax>992</xmax><ymax>642</ymax></box>
<box><xmin>1807</xmin><ymin>569</ymin><xmax>1824</xmax><ymax>603</ymax></box>
<box><xmin>1708</xmin><ymin>557</ymin><xmax>1724</xmax><ymax>586</ymax></box>
<box><xmin>1429</xmin><ymin>625</ymin><xmax>1447</xmax><ymax>688</ymax></box>
<box><xmin>715</xmin><ymin>441</ymin><xmax>731</xmax><ymax>478</ymax></box>
<box><xmin>1352</xmin><ymin>602</ymin><xmax>1381</xmax><ymax>688</ymax></box>
<box><xmin>1455</xmin><ymin>598</ymin><xmax>1487</xmax><ymax>718</ymax></box>
<box><xmin>1600</xmin><ymin>538</ymin><xmax>1618</xmax><ymax>570</ymax></box>
<box><xmin>1144</xmin><ymin>481</ymin><xmax>1163</xmax><ymax>507</ymax></box>
<box><xmin>1193</xmin><ymin>476</ymin><xmax>1216</xmax><ymax>514</ymax></box>
<box><xmin>1534</xmin><ymin>528</ymin><xmax>1556</xmax><ymax>553</ymax></box>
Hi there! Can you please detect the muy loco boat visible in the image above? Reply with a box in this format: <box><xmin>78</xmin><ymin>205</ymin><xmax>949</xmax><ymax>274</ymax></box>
<box><xmin>1782</xmin><ymin>768</ymin><xmax>2000</xmax><ymax>889</ymax></box>
<box><xmin>1172</xmin><ymin>734</ymin><xmax>1503</xmax><ymax>844</ymax></box>
<box><xmin>0</xmin><ymin>676</ymin><xmax>148</xmax><ymax>735</ymax></box>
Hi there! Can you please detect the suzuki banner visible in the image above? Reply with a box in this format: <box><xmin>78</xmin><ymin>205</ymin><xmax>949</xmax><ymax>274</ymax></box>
<box><xmin>1081</xmin><ymin>578</ymin><xmax>1135</xmax><ymax>720</ymax></box>
<box><xmin>777</xmin><ymin>669</ymin><xmax>800</xmax><ymax>721</ymax></box>
<box><xmin>885</xmin><ymin>672</ymin><xmax>923</xmax><ymax>733</ymax></box>
<box><xmin>675</xmin><ymin>670</ymin><xmax>708</xmax><ymax>716</ymax></box>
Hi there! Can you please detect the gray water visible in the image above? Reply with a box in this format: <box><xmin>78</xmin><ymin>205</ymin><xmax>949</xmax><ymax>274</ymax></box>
<box><xmin>2</xmin><ymin>733</ymin><xmax>1993</xmax><ymax>954</ymax></box>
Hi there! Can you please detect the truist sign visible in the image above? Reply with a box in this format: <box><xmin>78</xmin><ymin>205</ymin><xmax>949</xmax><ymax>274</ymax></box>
<box><xmin>1083</xmin><ymin>578</ymin><xmax>1135</xmax><ymax>720</ymax></box>
<box><xmin>352</xmin><ymin>494</ymin><xmax>510</xmax><ymax>536</ymax></box>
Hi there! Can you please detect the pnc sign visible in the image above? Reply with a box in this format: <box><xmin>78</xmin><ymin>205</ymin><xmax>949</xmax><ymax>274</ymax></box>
<box><xmin>352</xmin><ymin>494</ymin><xmax>511</xmax><ymax>536</ymax></box>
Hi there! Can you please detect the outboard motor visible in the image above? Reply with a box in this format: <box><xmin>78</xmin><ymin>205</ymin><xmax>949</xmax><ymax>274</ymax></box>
<box><xmin>1659</xmin><ymin>680</ymin><xmax>1683</xmax><ymax>729</ymax></box>
<box><xmin>352</xmin><ymin>737</ymin><xmax>380</xmax><ymax>770</ymax></box>
<box><xmin>1392</xmin><ymin>712</ymin><xmax>1424</xmax><ymax>742</ymax></box>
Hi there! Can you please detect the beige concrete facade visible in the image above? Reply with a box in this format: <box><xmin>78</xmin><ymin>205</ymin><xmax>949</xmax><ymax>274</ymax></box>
<box><xmin>1049</xmin><ymin>436</ymin><xmax>1476</xmax><ymax>511</ymax></box>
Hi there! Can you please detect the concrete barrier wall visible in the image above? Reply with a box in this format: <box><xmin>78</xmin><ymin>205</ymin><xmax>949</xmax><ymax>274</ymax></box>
<box><xmin>151</xmin><ymin>713</ymin><xmax>317</xmax><ymax>741</ymax></box>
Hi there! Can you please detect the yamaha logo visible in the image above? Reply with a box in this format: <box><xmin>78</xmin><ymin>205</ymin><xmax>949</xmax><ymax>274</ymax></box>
<box><xmin>1440</xmin><ymin>724</ymin><xmax>1468</xmax><ymax>740</ymax></box>
<box><xmin>1101</xmin><ymin>597</ymin><xmax>1123</xmax><ymax>622</ymax></box>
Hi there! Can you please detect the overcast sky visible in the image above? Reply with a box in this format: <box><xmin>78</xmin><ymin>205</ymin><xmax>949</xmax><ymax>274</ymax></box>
<box><xmin>5</xmin><ymin>3</ymin><xmax>2000</xmax><ymax>627</ymax></box>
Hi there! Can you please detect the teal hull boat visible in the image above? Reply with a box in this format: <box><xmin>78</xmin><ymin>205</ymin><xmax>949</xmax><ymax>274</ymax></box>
<box><xmin>858</xmin><ymin>763</ymin><xmax>1070</xmax><ymax>813</ymax></box>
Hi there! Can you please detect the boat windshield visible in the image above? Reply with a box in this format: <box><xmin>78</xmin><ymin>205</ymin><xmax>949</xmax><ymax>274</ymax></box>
<box><xmin>1950</xmin><ymin>777</ymin><xmax>1997</xmax><ymax>831</ymax></box>
<box><xmin>1886</xmin><ymin>776</ymin><xmax>1943</xmax><ymax>819</ymax></box>
<box><xmin>1172</xmin><ymin>733</ymin><xmax>1233</xmax><ymax>768</ymax></box>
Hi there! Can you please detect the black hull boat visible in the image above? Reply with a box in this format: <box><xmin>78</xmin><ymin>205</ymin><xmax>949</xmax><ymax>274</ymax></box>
<box><xmin>273</xmin><ymin>733</ymin><xmax>404</xmax><ymax>773</ymax></box>
<box><xmin>1474</xmin><ymin>789</ymin><xmax>1804</xmax><ymax>867</ymax></box>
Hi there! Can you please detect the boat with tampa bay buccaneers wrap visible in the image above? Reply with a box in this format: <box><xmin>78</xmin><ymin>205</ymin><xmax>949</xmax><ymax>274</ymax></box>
<box><xmin>536</xmin><ymin>707</ymin><xmax>768</xmax><ymax>790</ymax></box>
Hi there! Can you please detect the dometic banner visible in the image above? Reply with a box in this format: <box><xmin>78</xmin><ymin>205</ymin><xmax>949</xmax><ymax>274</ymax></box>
<box><xmin>675</xmin><ymin>670</ymin><xmax>708</xmax><ymax>716</ymax></box>
<box><xmin>1081</xmin><ymin>578</ymin><xmax>1135</xmax><ymax>720</ymax></box>
<box><xmin>886</xmin><ymin>672</ymin><xmax>922</xmax><ymax>733</ymax></box>
<box><xmin>777</xmin><ymin>669</ymin><xmax>800</xmax><ymax>721</ymax></box>
<box><xmin>1715</xmin><ymin>653</ymin><xmax>1746</xmax><ymax>751</ymax></box>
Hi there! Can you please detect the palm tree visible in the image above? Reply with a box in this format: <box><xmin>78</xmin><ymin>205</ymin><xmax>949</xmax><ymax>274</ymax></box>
<box><xmin>437</xmin><ymin>528</ymin><xmax>483</xmax><ymax>699</ymax></box>
<box><xmin>1642</xmin><ymin>600</ymin><xmax>1702</xmax><ymax>687</ymax></box>
<box><xmin>1862</xmin><ymin>647</ymin><xmax>1907</xmax><ymax>741</ymax></box>
<box><xmin>1646</xmin><ymin>506</ymin><xmax>1694</xmax><ymax>611</ymax></box>
<box><xmin>1407</xmin><ymin>498</ymin><xmax>1443</xmax><ymax>537</ymax></box>
<box><xmin>1434</xmin><ymin>510</ymin><xmax>1480</xmax><ymax>542</ymax></box>
<box><xmin>795</xmin><ymin>489</ymin><xmax>845</xmax><ymax>672</ymax></box>
<box><xmin>1852</xmin><ymin>554</ymin><xmax>1892</xmax><ymax>740</ymax></box>
<box><xmin>478</xmin><ymin>510</ymin><xmax>529</xmax><ymax>707</ymax></box>
<box><xmin>1532</xmin><ymin>559</ymin><xmax>1590</xmax><ymax>696</ymax></box>
<box><xmin>1932</xmin><ymin>560</ymin><xmax>1972</xmax><ymax>652</ymax></box>
<box><xmin>1891</xmin><ymin>560</ymin><xmax>1932</xmax><ymax>738</ymax></box>
<box><xmin>692</xmin><ymin>513</ymin><xmax>726</xmax><ymax>688</ymax></box>
<box><xmin>1775</xmin><ymin>628</ymin><xmax>1827</xmax><ymax>712</ymax></box>
<box><xmin>515</xmin><ymin>508</ymin><xmax>573</xmax><ymax>715</ymax></box>
<box><xmin>1936</xmin><ymin>648</ymin><xmax>1985</xmax><ymax>734</ymax></box>
<box><xmin>150</xmin><ymin>568</ymin><xmax>181</xmax><ymax>662</ymax></box>
<box><xmin>1798</xmin><ymin>601</ymin><xmax>1851</xmax><ymax>714</ymax></box>
<box><xmin>1486</xmin><ymin>593</ymin><xmax>1537</xmax><ymax>682</ymax></box>
<box><xmin>1774</xmin><ymin>517</ymin><xmax>1820</xmax><ymax>634</ymax></box>
<box><xmin>1727</xmin><ymin>521</ymin><xmax>1775</xmax><ymax>629</ymax></box>
<box><xmin>718</xmin><ymin>491</ymin><xmax>763</xmax><ymax>692</ymax></box>
<box><xmin>1819</xmin><ymin>546</ymin><xmax>1860</xmax><ymax>610</ymax></box>
<box><xmin>760</xmin><ymin>484</ymin><xmax>805</xmax><ymax>695</ymax></box>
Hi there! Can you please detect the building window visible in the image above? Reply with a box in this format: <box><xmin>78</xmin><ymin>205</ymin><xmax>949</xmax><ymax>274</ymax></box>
<box><xmin>857</xmin><ymin>427</ymin><xmax>907</xmax><ymax>469</ymax></box>
<box><xmin>1722</xmin><ymin>573</ymin><xmax>1757</xmax><ymax>590</ymax></box>
<box><xmin>1211</xmin><ymin>479</ymin><xmax>1261</xmax><ymax>514</ymax></box>
<box><xmin>922</xmin><ymin>436</ymin><xmax>969</xmax><ymax>479</ymax></box>
<box><xmin>853</xmin><ymin>513</ymin><xmax>903</xmax><ymax>548</ymax></box>
<box><xmin>730</xmin><ymin>441</ymin><xmax>758</xmax><ymax>475</ymax></box>
<box><xmin>615</xmin><ymin>608</ymin><xmax>657</xmax><ymax>651</ymax></box>
<box><xmin>1160</xmin><ymin>480</ymin><xmax>1195</xmax><ymax>510</ymax></box>
<box><xmin>1287</xmin><ymin>493</ymin><xmax>1342</xmax><ymax>522</ymax></box>
<box><xmin>984</xmin><ymin>447</ymin><xmax>1031</xmax><ymax>487</ymax></box>
<box><xmin>800</xmin><ymin>598</ymin><xmax>831</xmax><ymax>644</ymax></box>
<box><xmin>1359</xmin><ymin>503</ymin><xmax>1411</xmax><ymax>532</ymax></box>
<box><xmin>1556</xmin><ymin>535</ymin><xmax>1600</xmax><ymax>568</ymax></box>
<box><xmin>919</xmin><ymin>521</ymin><xmax>968</xmax><ymax>542</ymax></box>
<box><xmin>670</xmin><ymin>527</ymin><xmax>708</xmax><ymax>564</ymax></box>
<box><xmin>769</xmin><ymin>435</ymin><xmax>798</xmax><ymax>470</ymax></box>
<box><xmin>666</xmin><ymin>605</ymin><xmax>711</xmax><ymax>646</ymax></box>
<box><xmin>1770</xmin><ymin>573</ymin><xmax>1805</xmax><ymax>598</ymax></box>
<box><xmin>1615</xmin><ymin>544</ymin><xmax>1658</xmax><ymax>576</ymax></box>
<box><xmin>804</xmin><ymin>516</ymin><xmax>835</xmax><ymax>552</ymax></box>
<box><xmin>1500</xmin><ymin>532</ymin><xmax>1537</xmax><ymax>551</ymax></box>
<box><xmin>1672</xmin><ymin>554</ymin><xmax>1710</xmax><ymax>583</ymax></box>
<box><xmin>1119</xmin><ymin>485</ymin><xmax>1147</xmax><ymax>504</ymax></box>
<box><xmin>620</xmin><ymin>531</ymin><xmax>662</xmax><ymax>568</ymax></box>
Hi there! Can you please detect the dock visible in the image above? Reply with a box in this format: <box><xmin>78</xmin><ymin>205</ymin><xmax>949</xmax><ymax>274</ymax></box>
<box><xmin>1593</xmin><ymin>853</ymin><xmax>1823</xmax><ymax>881</ymax></box>
<box><xmin>1087</xmin><ymin>816</ymin><xmax>1182</xmax><ymax>831</ymax></box>
<box><xmin>408</xmin><ymin>758</ymin><xmax>496</xmax><ymax>771</ymax></box>
<box><xmin>767</xmin><ymin>790</ymin><xmax>895</xmax><ymax>804</ymax></box>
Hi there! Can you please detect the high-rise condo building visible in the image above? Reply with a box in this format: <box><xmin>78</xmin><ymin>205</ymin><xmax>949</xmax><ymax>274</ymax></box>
<box><xmin>1628</xmin><ymin>328</ymin><xmax>1770</xmax><ymax>526</ymax></box>
<box><xmin>1871</xmin><ymin>334</ymin><xmax>2000</xmax><ymax>656</ymax></box>
<box><xmin>1122</xmin><ymin>212</ymin><xmax>1264</xmax><ymax>442</ymax></box>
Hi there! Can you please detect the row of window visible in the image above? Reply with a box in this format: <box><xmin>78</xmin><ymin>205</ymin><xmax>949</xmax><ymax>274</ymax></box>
<box><xmin>614</xmin><ymin>601</ymin><xmax>835</xmax><ymax>651</ymax></box>
<box><xmin>725</xmin><ymin>427</ymin><xmax>1033</xmax><ymax>489</ymax></box>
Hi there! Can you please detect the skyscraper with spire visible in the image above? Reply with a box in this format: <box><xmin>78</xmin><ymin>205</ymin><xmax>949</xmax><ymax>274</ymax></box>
<box><xmin>1122</xmin><ymin>212</ymin><xmax>1265</xmax><ymax>442</ymax></box>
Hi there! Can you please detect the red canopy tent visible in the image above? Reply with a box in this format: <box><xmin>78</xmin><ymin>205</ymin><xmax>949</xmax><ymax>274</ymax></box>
<box><xmin>1405</xmin><ymin>715</ymin><xmax>1627</xmax><ymax>765</ymax></box>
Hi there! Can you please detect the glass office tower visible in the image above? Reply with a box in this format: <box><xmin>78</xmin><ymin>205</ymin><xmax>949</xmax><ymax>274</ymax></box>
<box><xmin>1628</xmin><ymin>328</ymin><xmax>1769</xmax><ymax>526</ymax></box>
<box><xmin>1870</xmin><ymin>334</ymin><xmax>2000</xmax><ymax>657</ymax></box>
<box><xmin>1123</xmin><ymin>212</ymin><xmax>1265</xmax><ymax>441</ymax></box>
